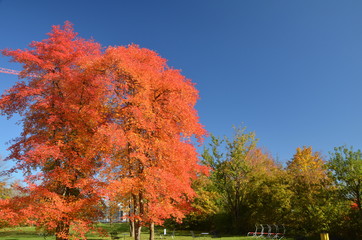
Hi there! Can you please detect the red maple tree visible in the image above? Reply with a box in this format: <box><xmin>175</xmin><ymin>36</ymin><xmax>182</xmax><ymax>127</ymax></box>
<box><xmin>96</xmin><ymin>45</ymin><xmax>207</xmax><ymax>240</ymax></box>
<box><xmin>0</xmin><ymin>22</ymin><xmax>206</xmax><ymax>240</ymax></box>
<box><xmin>0</xmin><ymin>22</ymin><xmax>113</xmax><ymax>240</ymax></box>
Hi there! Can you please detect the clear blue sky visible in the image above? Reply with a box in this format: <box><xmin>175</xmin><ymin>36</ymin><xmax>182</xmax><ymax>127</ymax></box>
<box><xmin>1</xmin><ymin>0</ymin><xmax>362</xmax><ymax>171</ymax></box>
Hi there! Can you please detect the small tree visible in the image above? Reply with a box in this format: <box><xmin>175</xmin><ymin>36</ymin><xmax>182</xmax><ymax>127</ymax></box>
<box><xmin>329</xmin><ymin>146</ymin><xmax>362</xmax><ymax>238</ymax></box>
<box><xmin>329</xmin><ymin>146</ymin><xmax>362</xmax><ymax>213</ymax></box>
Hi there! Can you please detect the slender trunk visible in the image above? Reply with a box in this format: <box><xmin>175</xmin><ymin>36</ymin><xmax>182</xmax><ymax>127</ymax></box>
<box><xmin>138</xmin><ymin>191</ymin><xmax>144</xmax><ymax>240</ymax></box>
<box><xmin>134</xmin><ymin>220</ymin><xmax>142</xmax><ymax>240</ymax></box>
<box><xmin>130</xmin><ymin>219</ymin><xmax>135</xmax><ymax>237</ymax></box>
<box><xmin>132</xmin><ymin>193</ymin><xmax>141</xmax><ymax>240</ymax></box>
<box><xmin>110</xmin><ymin>207</ymin><xmax>113</xmax><ymax>225</ymax></box>
<box><xmin>129</xmin><ymin>199</ymin><xmax>135</xmax><ymax>237</ymax></box>
<box><xmin>149</xmin><ymin>222</ymin><xmax>154</xmax><ymax>240</ymax></box>
<box><xmin>55</xmin><ymin>220</ymin><xmax>70</xmax><ymax>240</ymax></box>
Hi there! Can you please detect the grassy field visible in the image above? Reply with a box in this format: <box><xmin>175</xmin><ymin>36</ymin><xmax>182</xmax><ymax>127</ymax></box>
<box><xmin>0</xmin><ymin>224</ymin><xmax>294</xmax><ymax>240</ymax></box>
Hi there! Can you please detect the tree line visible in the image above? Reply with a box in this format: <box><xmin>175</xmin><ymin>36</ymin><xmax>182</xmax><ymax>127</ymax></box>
<box><xmin>172</xmin><ymin>128</ymin><xmax>361</xmax><ymax>239</ymax></box>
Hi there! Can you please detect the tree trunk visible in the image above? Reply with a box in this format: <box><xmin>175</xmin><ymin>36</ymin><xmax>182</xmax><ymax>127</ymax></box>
<box><xmin>55</xmin><ymin>220</ymin><xmax>70</xmax><ymax>240</ymax></box>
<box><xmin>130</xmin><ymin>219</ymin><xmax>135</xmax><ymax>237</ymax></box>
<box><xmin>132</xmin><ymin>193</ymin><xmax>142</xmax><ymax>240</ymax></box>
<box><xmin>134</xmin><ymin>220</ymin><xmax>142</xmax><ymax>240</ymax></box>
<box><xmin>149</xmin><ymin>222</ymin><xmax>155</xmax><ymax>240</ymax></box>
<box><xmin>110</xmin><ymin>207</ymin><xmax>113</xmax><ymax>225</ymax></box>
<box><xmin>129</xmin><ymin>199</ymin><xmax>135</xmax><ymax>237</ymax></box>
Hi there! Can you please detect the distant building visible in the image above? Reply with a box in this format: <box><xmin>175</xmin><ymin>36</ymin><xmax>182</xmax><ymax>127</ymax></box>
<box><xmin>98</xmin><ymin>201</ymin><xmax>128</xmax><ymax>223</ymax></box>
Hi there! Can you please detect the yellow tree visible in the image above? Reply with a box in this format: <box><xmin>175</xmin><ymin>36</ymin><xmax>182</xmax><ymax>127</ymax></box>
<box><xmin>286</xmin><ymin>146</ymin><xmax>335</xmax><ymax>236</ymax></box>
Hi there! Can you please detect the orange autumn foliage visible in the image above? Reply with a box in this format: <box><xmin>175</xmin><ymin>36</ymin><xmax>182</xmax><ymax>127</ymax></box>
<box><xmin>0</xmin><ymin>22</ymin><xmax>111</xmax><ymax>240</ymax></box>
<box><xmin>94</xmin><ymin>44</ymin><xmax>207</xmax><ymax>239</ymax></box>
<box><xmin>287</xmin><ymin>146</ymin><xmax>328</xmax><ymax>186</ymax></box>
<box><xmin>0</xmin><ymin>22</ymin><xmax>206</xmax><ymax>240</ymax></box>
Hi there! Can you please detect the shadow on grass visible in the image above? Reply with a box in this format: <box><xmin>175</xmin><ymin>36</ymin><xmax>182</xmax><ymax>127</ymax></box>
<box><xmin>0</xmin><ymin>227</ymin><xmax>53</xmax><ymax>240</ymax></box>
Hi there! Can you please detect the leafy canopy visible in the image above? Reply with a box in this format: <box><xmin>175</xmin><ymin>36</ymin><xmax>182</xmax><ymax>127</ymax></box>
<box><xmin>0</xmin><ymin>22</ymin><xmax>206</xmax><ymax>240</ymax></box>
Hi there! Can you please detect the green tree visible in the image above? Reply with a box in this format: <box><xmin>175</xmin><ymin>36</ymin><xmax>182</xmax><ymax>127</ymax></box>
<box><xmin>328</xmin><ymin>145</ymin><xmax>362</xmax><ymax>238</ymax></box>
<box><xmin>329</xmin><ymin>146</ymin><xmax>362</xmax><ymax>213</ymax></box>
<box><xmin>202</xmin><ymin>128</ymin><xmax>284</xmax><ymax>233</ymax></box>
<box><xmin>172</xmin><ymin>174</ymin><xmax>221</xmax><ymax>231</ymax></box>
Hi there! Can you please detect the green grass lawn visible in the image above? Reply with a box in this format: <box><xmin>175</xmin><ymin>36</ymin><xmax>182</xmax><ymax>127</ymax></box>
<box><xmin>0</xmin><ymin>223</ymin><xmax>294</xmax><ymax>240</ymax></box>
